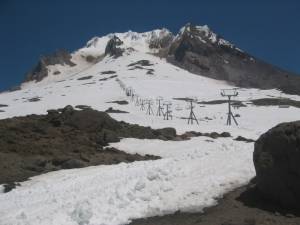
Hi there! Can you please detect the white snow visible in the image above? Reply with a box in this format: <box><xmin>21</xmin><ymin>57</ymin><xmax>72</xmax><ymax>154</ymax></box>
<box><xmin>0</xmin><ymin>138</ymin><xmax>254</xmax><ymax>225</ymax></box>
<box><xmin>0</xmin><ymin>29</ymin><xmax>300</xmax><ymax>225</ymax></box>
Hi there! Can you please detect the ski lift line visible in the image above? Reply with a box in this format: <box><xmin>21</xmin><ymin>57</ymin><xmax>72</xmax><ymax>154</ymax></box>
<box><xmin>156</xmin><ymin>97</ymin><xmax>164</xmax><ymax>117</ymax></box>
<box><xmin>163</xmin><ymin>102</ymin><xmax>173</xmax><ymax>120</ymax></box>
<box><xmin>114</xmin><ymin>79</ymin><xmax>244</xmax><ymax>127</ymax></box>
<box><xmin>145</xmin><ymin>99</ymin><xmax>154</xmax><ymax>115</ymax></box>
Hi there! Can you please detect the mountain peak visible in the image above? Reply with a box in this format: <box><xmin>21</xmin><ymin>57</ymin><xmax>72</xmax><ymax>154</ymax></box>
<box><xmin>177</xmin><ymin>23</ymin><xmax>235</xmax><ymax>50</ymax></box>
<box><xmin>20</xmin><ymin>24</ymin><xmax>300</xmax><ymax>95</ymax></box>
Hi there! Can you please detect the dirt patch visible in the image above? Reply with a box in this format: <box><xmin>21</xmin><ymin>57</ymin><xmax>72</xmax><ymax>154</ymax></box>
<box><xmin>173</xmin><ymin>97</ymin><xmax>195</xmax><ymax>102</ymax></box>
<box><xmin>234</xmin><ymin>136</ymin><xmax>255</xmax><ymax>143</ymax></box>
<box><xmin>130</xmin><ymin>181</ymin><xmax>300</xmax><ymax>225</ymax></box>
<box><xmin>198</xmin><ymin>100</ymin><xmax>247</xmax><ymax>107</ymax></box>
<box><xmin>0</xmin><ymin>106</ymin><xmax>178</xmax><ymax>190</ymax></box>
<box><xmin>251</xmin><ymin>98</ymin><xmax>300</xmax><ymax>108</ymax></box>
<box><xmin>27</xmin><ymin>97</ymin><xmax>41</xmax><ymax>102</ymax></box>
<box><xmin>75</xmin><ymin>105</ymin><xmax>92</xmax><ymax>110</ymax></box>
<box><xmin>99</xmin><ymin>75</ymin><xmax>118</xmax><ymax>81</ymax></box>
<box><xmin>105</xmin><ymin>107</ymin><xmax>129</xmax><ymax>114</ymax></box>
<box><xmin>146</xmin><ymin>70</ymin><xmax>154</xmax><ymax>75</ymax></box>
<box><xmin>106</xmin><ymin>100</ymin><xmax>129</xmax><ymax>105</ymax></box>
<box><xmin>178</xmin><ymin>131</ymin><xmax>231</xmax><ymax>140</ymax></box>
<box><xmin>128</xmin><ymin>60</ymin><xmax>154</xmax><ymax>67</ymax></box>
<box><xmin>77</xmin><ymin>76</ymin><xmax>93</xmax><ymax>80</ymax></box>
<box><xmin>128</xmin><ymin>66</ymin><xmax>155</xmax><ymax>74</ymax></box>
<box><xmin>100</xmin><ymin>70</ymin><xmax>116</xmax><ymax>75</ymax></box>
<box><xmin>127</xmin><ymin>60</ymin><xmax>155</xmax><ymax>75</ymax></box>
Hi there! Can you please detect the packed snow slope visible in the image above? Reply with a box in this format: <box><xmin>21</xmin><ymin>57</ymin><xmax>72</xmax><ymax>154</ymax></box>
<box><xmin>0</xmin><ymin>27</ymin><xmax>300</xmax><ymax>225</ymax></box>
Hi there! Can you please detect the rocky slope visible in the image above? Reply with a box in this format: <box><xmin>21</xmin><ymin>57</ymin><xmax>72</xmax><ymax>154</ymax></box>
<box><xmin>25</xmin><ymin>49</ymin><xmax>76</xmax><ymax>82</ymax></box>
<box><xmin>0</xmin><ymin>105</ymin><xmax>180</xmax><ymax>188</ymax></box>
<box><xmin>166</xmin><ymin>23</ymin><xmax>300</xmax><ymax>95</ymax></box>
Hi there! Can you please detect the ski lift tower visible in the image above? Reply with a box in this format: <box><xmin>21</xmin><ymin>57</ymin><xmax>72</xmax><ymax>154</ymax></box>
<box><xmin>156</xmin><ymin>96</ymin><xmax>164</xmax><ymax>117</ymax></box>
<box><xmin>131</xmin><ymin>91</ymin><xmax>135</xmax><ymax>102</ymax></box>
<box><xmin>186</xmin><ymin>97</ymin><xmax>199</xmax><ymax>125</ymax></box>
<box><xmin>126</xmin><ymin>87</ymin><xmax>133</xmax><ymax>97</ymax></box>
<box><xmin>163</xmin><ymin>101</ymin><xmax>172</xmax><ymax>120</ymax></box>
<box><xmin>220</xmin><ymin>89</ymin><xmax>239</xmax><ymax>126</ymax></box>
<box><xmin>145</xmin><ymin>99</ymin><xmax>154</xmax><ymax>115</ymax></box>
<box><xmin>135</xmin><ymin>95</ymin><xmax>140</xmax><ymax>106</ymax></box>
<box><xmin>140</xmin><ymin>99</ymin><xmax>146</xmax><ymax>111</ymax></box>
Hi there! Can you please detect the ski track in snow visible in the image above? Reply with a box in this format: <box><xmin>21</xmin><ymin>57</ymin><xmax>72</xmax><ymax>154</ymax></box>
<box><xmin>0</xmin><ymin>33</ymin><xmax>300</xmax><ymax>225</ymax></box>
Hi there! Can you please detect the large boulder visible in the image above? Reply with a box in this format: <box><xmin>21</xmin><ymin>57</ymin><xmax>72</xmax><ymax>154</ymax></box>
<box><xmin>254</xmin><ymin>121</ymin><xmax>300</xmax><ymax>209</ymax></box>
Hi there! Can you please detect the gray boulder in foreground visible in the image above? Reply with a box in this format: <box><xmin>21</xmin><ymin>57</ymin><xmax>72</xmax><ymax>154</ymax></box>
<box><xmin>254</xmin><ymin>121</ymin><xmax>300</xmax><ymax>209</ymax></box>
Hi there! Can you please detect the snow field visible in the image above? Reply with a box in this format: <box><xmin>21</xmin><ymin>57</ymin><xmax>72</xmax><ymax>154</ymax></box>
<box><xmin>0</xmin><ymin>137</ymin><xmax>254</xmax><ymax>225</ymax></box>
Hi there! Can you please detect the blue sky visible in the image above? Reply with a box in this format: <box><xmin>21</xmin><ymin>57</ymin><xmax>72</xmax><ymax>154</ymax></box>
<box><xmin>0</xmin><ymin>0</ymin><xmax>299</xmax><ymax>91</ymax></box>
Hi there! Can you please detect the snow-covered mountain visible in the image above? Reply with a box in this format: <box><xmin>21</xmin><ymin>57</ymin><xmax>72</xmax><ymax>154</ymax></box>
<box><xmin>1</xmin><ymin>24</ymin><xmax>300</xmax><ymax>225</ymax></box>
<box><xmin>24</xmin><ymin>23</ymin><xmax>300</xmax><ymax>95</ymax></box>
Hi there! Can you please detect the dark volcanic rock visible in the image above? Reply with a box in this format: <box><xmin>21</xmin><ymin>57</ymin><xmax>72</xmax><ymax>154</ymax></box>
<box><xmin>154</xmin><ymin>128</ymin><xmax>177</xmax><ymax>140</ymax></box>
<box><xmin>251</xmin><ymin>98</ymin><xmax>300</xmax><ymax>108</ymax></box>
<box><xmin>77</xmin><ymin>76</ymin><xmax>93</xmax><ymax>80</ymax></box>
<box><xmin>106</xmin><ymin>100</ymin><xmax>129</xmax><ymax>105</ymax></box>
<box><xmin>254</xmin><ymin>121</ymin><xmax>300</xmax><ymax>209</ymax></box>
<box><xmin>100</xmin><ymin>70</ymin><xmax>116</xmax><ymax>75</ymax></box>
<box><xmin>25</xmin><ymin>49</ymin><xmax>76</xmax><ymax>82</ymax></box>
<box><xmin>167</xmin><ymin>23</ymin><xmax>300</xmax><ymax>95</ymax></box>
<box><xmin>0</xmin><ymin>106</ymin><xmax>176</xmax><ymax>186</ymax></box>
<box><xmin>99</xmin><ymin>75</ymin><xmax>118</xmax><ymax>81</ymax></box>
<box><xmin>128</xmin><ymin>60</ymin><xmax>154</xmax><ymax>67</ymax></box>
<box><xmin>75</xmin><ymin>105</ymin><xmax>92</xmax><ymax>110</ymax></box>
<box><xmin>27</xmin><ymin>97</ymin><xmax>41</xmax><ymax>102</ymax></box>
<box><xmin>61</xmin><ymin>159</ymin><xmax>86</xmax><ymax>169</ymax></box>
<box><xmin>235</xmin><ymin>136</ymin><xmax>255</xmax><ymax>143</ymax></box>
<box><xmin>179</xmin><ymin>131</ymin><xmax>231</xmax><ymax>140</ymax></box>
<box><xmin>198</xmin><ymin>100</ymin><xmax>246</xmax><ymax>108</ymax></box>
<box><xmin>105</xmin><ymin>107</ymin><xmax>129</xmax><ymax>114</ymax></box>
<box><xmin>149</xmin><ymin>29</ymin><xmax>174</xmax><ymax>49</ymax></box>
<box><xmin>105</xmin><ymin>35</ymin><xmax>124</xmax><ymax>58</ymax></box>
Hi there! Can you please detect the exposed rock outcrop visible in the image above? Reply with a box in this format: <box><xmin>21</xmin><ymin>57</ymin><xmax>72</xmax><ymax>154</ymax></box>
<box><xmin>254</xmin><ymin>121</ymin><xmax>300</xmax><ymax>209</ymax></box>
<box><xmin>0</xmin><ymin>106</ymin><xmax>178</xmax><ymax>186</ymax></box>
<box><xmin>149</xmin><ymin>29</ymin><xmax>174</xmax><ymax>49</ymax></box>
<box><xmin>25</xmin><ymin>49</ymin><xmax>76</xmax><ymax>82</ymax></box>
<box><xmin>166</xmin><ymin>23</ymin><xmax>300</xmax><ymax>95</ymax></box>
<box><xmin>105</xmin><ymin>35</ymin><xmax>124</xmax><ymax>58</ymax></box>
